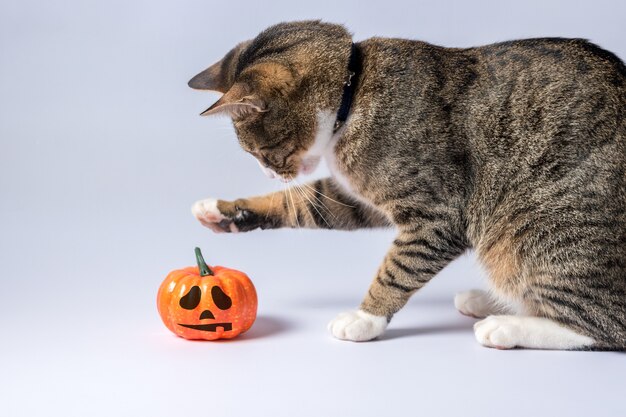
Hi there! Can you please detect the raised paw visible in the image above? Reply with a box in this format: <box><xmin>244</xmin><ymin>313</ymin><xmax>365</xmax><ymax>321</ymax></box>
<box><xmin>191</xmin><ymin>198</ymin><xmax>239</xmax><ymax>233</ymax></box>
<box><xmin>192</xmin><ymin>198</ymin><xmax>276</xmax><ymax>233</ymax></box>
<box><xmin>473</xmin><ymin>315</ymin><xmax>522</xmax><ymax>349</ymax></box>
<box><xmin>454</xmin><ymin>289</ymin><xmax>497</xmax><ymax>319</ymax></box>
<box><xmin>328</xmin><ymin>310</ymin><xmax>388</xmax><ymax>342</ymax></box>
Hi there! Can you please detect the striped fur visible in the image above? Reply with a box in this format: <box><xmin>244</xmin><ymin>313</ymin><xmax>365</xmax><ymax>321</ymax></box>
<box><xmin>190</xmin><ymin>21</ymin><xmax>626</xmax><ymax>349</ymax></box>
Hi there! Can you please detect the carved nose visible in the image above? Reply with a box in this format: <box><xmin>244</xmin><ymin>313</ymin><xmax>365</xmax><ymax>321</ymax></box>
<box><xmin>199</xmin><ymin>310</ymin><xmax>215</xmax><ymax>320</ymax></box>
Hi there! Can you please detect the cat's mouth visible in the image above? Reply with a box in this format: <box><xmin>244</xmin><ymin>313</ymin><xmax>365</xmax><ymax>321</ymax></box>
<box><xmin>257</xmin><ymin>156</ymin><xmax>321</xmax><ymax>182</ymax></box>
<box><xmin>258</xmin><ymin>161</ymin><xmax>292</xmax><ymax>182</ymax></box>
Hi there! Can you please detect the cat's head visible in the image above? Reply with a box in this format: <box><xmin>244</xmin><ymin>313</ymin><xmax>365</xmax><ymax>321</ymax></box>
<box><xmin>189</xmin><ymin>21</ymin><xmax>352</xmax><ymax>181</ymax></box>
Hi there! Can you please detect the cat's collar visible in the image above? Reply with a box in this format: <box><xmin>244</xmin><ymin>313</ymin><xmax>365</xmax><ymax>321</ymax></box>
<box><xmin>333</xmin><ymin>43</ymin><xmax>363</xmax><ymax>133</ymax></box>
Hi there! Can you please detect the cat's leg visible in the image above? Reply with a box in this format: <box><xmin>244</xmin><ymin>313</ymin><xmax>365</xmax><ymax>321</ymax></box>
<box><xmin>192</xmin><ymin>177</ymin><xmax>390</xmax><ymax>232</ymax></box>
<box><xmin>454</xmin><ymin>289</ymin><xmax>508</xmax><ymax>318</ymax></box>
<box><xmin>476</xmin><ymin>237</ymin><xmax>623</xmax><ymax>349</ymax></box>
<box><xmin>476</xmin><ymin>213</ymin><xmax>626</xmax><ymax>350</ymax></box>
<box><xmin>497</xmin><ymin>279</ymin><xmax>626</xmax><ymax>350</ymax></box>
<box><xmin>473</xmin><ymin>315</ymin><xmax>594</xmax><ymax>350</ymax></box>
<box><xmin>329</xmin><ymin>225</ymin><xmax>467</xmax><ymax>341</ymax></box>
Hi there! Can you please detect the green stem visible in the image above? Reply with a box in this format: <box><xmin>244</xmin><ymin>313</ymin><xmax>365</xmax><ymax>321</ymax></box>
<box><xmin>194</xmin><ymin>247</ymin><xmax>214</xmax><ymax>276</ymax></box>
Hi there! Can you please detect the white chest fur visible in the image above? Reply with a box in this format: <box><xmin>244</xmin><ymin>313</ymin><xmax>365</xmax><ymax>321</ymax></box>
<box><xmin>307</xmin><ymin>111</ymin><xmax>359</xmax><ymax>198</ymax></box>
<box><xmin>323</xmin><ymin>138</ymin><xmax>356</xmax><ymax>195</ymax></box>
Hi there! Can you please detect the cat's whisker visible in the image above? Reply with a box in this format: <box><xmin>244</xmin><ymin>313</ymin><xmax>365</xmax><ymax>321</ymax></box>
<box><xmin>307</xmin><ymin>188</ymin><xmax>337</xmax><ymax>219</ymax></box>
<box><xmin>300</xmin><ymin>181</ymin><xmax>356</xmax><ymax>208</ymax></box>
<box><xmin>293</xmin><ymin>182</ymin><xmax>332</xmax><ymax>228</ymax></box>
<box><xmin>294</xmin><ymin>179</ymin><xmax>336</xmax><ymax>222</ymax></box>
<box><xmin>292</xmin><ymin>180</ymin><xmax>307</xmax><ymax>232</ymax></box>
<box><xmin>285</xmin><ymin>180</ymin><xmax>301</xmax><ymax>230</ymax></box>
<box><xmin>282</xmin><ymin>184</ymin><xmax>293</xmax><ymax>227</ymax></box>
<box><xmin>268</xmin><ymin>187</ymin><xmax>276</xmax><ymax>211</ymax></box>
<box><xmin>295</xmin><ymin>180</ymin><xmax>338</xmax><ymax>219</ymax></box>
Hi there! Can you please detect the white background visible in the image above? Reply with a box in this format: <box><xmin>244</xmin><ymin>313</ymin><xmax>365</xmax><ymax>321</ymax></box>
<box><xmin>1</xmin><ymin>0</ymin><xmax>625</xmax><ymax>416</ymax></box>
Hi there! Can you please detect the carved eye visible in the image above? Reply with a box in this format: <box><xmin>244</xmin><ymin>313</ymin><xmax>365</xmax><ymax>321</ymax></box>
<box><xmin>211</xmin><ymin>286</ymin><xmax>232</xmax><ymax>310</ymax></box>
<box><xmin>179</xmin><ymin>286</ymin><xmax>201</xmax><ymax>310</ymax></box>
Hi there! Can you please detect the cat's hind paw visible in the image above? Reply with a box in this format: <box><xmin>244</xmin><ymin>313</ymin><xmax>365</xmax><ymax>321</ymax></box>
<box><xmin>328</xmin><ymin>310</ymin><xmax>388</xmax><ymax>342</ymax></box>
<box><xmin>191</xmin><ymin>198</ymin><xmax>239</xmax><ymax>233</ymax></box>
<box><xmin>474</xmin><ymin>315</ymin><xmax>595</xmax><ymax>350</ymax></box>
<box><xmin>474</xmin><ymin>315</ymin><xmax>521</xmax><ymax>349</ymax></box>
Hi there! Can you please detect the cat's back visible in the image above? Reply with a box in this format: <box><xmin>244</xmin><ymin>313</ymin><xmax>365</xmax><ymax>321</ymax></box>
<box><xmin>360</xmin><ymin>36</ymin><xmax>626</xmax><ymax>106</ymax></box>
<box><xmin>471</xmin><ymin>37</ymin><xmax>626</xmax><ymax>108</ymax></box>
<box><xmin>358</xmin><ymin>37</ymin><xmax>625</xmax><ymax>138</ymax></box>
<box><xmin>462</xmin><ymin>38</ymin><xmax>626</xmax><ymax>168</ymax></box>
<box><xmin>457</xmin><ymin>39</ymin><xmax>626</xmax><ymax>254</ymax></box>
<box><xmin>476</xmin><ymin>37</ymin><xmax>625</xmax><ymax>78</ymax></box>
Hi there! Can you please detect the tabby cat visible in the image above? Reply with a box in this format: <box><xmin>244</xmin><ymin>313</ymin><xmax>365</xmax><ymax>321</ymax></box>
<box><xmin>188</xmin><ymin>21</ymin><xmax>626</xmax><ymax>350</ymax></box>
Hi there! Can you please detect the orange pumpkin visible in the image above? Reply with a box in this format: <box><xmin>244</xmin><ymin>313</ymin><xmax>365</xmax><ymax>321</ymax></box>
<box><xmin>157</xmin><ymin>247</ymin><xmax>257</xmax><ymax>340</ymax></box>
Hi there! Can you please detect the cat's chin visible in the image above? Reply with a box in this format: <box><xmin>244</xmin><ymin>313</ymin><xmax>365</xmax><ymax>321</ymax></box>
<box><xmin>257</xmin><ymin>156</ymin><xmax>320</xmax><ymax>182</ymax></box>
<box><xmin>257</xmin><ymin>160</ymin><xmax>297</xmax><ymax>182</ymax></box>
<box><xmin>299</xmin><ymin>156</ymin><xmax>321</xmax><ymax>175</ymax></box>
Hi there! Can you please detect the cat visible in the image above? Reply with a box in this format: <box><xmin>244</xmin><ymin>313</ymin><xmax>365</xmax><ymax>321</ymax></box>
<box><xmin>188</xmin><ymin>20</ymin><xmax>626</xmax><ymax>350</ymax></box>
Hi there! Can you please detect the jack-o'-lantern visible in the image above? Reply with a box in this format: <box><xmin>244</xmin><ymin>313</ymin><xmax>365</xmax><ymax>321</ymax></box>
<box><xmin>157</xmin><ymin>248</ymin><xmax>257</xmax><ymax>340</ymax></box>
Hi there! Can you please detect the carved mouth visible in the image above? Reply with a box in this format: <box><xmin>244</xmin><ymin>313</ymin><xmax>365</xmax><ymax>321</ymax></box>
<box><xmin>178</xmin><ymin>323</ymin><xmax>233</xmax><ymax>332</ymax></box>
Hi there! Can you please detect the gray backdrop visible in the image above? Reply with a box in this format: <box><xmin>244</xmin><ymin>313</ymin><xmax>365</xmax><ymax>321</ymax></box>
<box><xmin>1</xmin><ymin>1</ymin><xmax>625</xmax><ymax>416</ymax></box>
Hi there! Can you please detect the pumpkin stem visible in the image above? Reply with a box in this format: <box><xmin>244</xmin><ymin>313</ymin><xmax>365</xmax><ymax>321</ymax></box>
<box><xmin>194</xmin><ymin>247</ymin><xmax>214</xmax><ymax>276</ymax></box>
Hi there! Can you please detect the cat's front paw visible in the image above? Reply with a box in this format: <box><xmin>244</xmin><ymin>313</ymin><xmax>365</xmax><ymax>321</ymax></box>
<box><xmin>191</xmin><ymin>198</ymin><xmax>238</xmax><ymax>233</ymax></box>
<box><xmin>192</xmin><ymin>198</ymin><xmax>270</xmax><ymax>233</ymax></box>
<box><xmin>328</xmin><ymin>310</ymin><xmax>388</xmax><ymax>342</ymax></box>
<box><xmin>191</xmin><ymin>198</ymin><xmax>239</xmax><ymax>233</ymax></box>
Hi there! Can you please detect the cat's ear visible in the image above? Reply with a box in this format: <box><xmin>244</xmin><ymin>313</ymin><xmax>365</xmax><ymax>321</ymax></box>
<box><xmin>188</xmin><ymin>41</ymin><xmax>252</xmax><ymax>93</ymax></box>
<box><xmin>199</xmin><ymin>62</ymin><xmax>297</xmax><ymax>118</ymax></box>
<box><xmin>199</xmin><ymin>82</ymin><xmax>267</xmax><ymax>117</ymax></box>
<box><xmin>188</xmin><ymin>59</ymin><xmax>227</xmax><ymax>92</ymax></box>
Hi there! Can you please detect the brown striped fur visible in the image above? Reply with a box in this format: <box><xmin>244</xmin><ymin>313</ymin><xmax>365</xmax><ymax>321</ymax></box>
<box><xmin>190</xmin><ymin>21</ymin><xmax>626</xmax><ymax>349</ymax></box>
<box><xmin>214</xmin><ymin>178</ymin><xmax>390</xmax><ymax>232</ymax></box>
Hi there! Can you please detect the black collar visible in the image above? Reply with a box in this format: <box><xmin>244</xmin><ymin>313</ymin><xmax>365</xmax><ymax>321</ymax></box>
<box><xmin>333</xmin><ymin>43</ymin><xmax>362</xmax><ymax>133</ymax></box>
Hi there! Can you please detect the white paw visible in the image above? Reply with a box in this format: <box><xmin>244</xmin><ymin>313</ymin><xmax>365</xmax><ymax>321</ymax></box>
<box><xmin>474</xmin><ymin>315</ymin><xmax>522</xmax><ymax>349</ymax></box>
<box><xmin>328</xmin><ymin>310</ymin><xmax>388</xmax><ymax>342</ymax></box>
<box><xmin>191</xmin><ymin>198</ymin><xmax>239</xmax><ymax>233</ymax></box>
<box><xmin>454</xmin><ymin>289</ymin><xmax>494</xmax><ymax>318</ymax></box>
<box><xmin>475</xmin><ymin>315</ymin><xmax>595</xmax><ymax>350</ymax></box>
